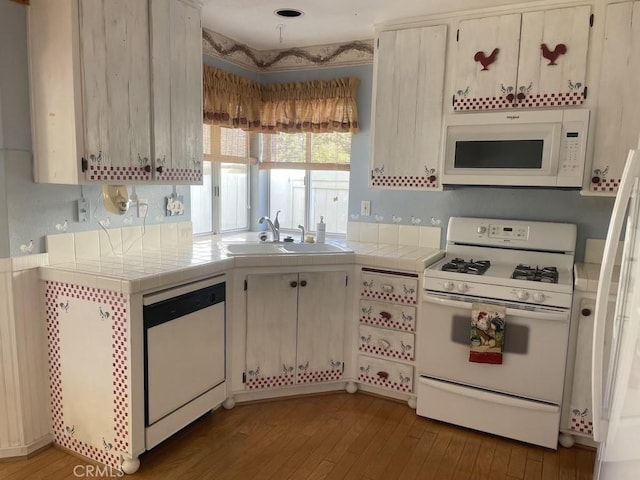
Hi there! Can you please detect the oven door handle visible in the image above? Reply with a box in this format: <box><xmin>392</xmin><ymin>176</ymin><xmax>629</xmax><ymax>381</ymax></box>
<box><xmin>420</xmin><ymin>378</ymin><xmax>559</xmax><ymax>413</ymax></box>
<box><xmin>422</xmin><ymin>294</ymin><xmax>568</xmax><ymax>322</ymax></box>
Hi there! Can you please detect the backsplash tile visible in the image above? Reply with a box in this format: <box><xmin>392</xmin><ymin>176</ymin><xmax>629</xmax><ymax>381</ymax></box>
<box><xmin>378</xmin><ymin>224</ymin><xmax>399</xmax><ymax>245</ymax></box>
<box><xmin>46</xmin><ymin>233</ymin><xmax>75</xmax><ymax>265</ymax></box>
<box><xmin>398</xmin><ymin>225</ymin><xmax>420</xmax><ymax>246</ymax></box>
<box><xmin>419</xmin><ymin>226</ymin><xmax>441</xmax><ymax>249</ymax></box>
<box><xmin>347</xmin><ymin>221</ymin><xmax>441</xmax><ymax>249</ymax></box>
<box><xmin>74</xmin><ymin>231</ymin><xmax>100</xmax><ymax>259</ymax></box>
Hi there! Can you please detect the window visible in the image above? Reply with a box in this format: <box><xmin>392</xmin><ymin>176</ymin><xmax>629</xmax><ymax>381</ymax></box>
<box><xmin>190</xmin><ymin>126</ymin><xmax>250</xmax><ymax>234</ymax></box>
<box><xmin>262</xmin><ymin>132</ymin><xmax>351</xmax><ymax>235</ymax></box>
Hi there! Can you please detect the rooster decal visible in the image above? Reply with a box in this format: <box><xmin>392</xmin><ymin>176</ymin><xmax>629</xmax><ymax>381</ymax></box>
<box><xmin>474</xmin><ymin>48</ymin><xmax>499</xmax><ymax>71</ymax></box>
<box><xmin>541</xmin><ymin>43</ymin><xmax>567</xmax><ymax>66</ymax></box>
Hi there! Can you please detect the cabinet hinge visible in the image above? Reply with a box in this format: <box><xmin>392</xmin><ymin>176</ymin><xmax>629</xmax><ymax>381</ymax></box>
<box><xmin>242</xmin><ymin>372</ymin><xmax>246</xmax><ymax>384</ymax></box>
<box><xmin>583</xmin><ymin>86</ymin><xmax>588</xmax><ymax>99</ymax></box>
<box><xmin>377</xmin><ymin>37</ymin><xmax>379</xmax><ymax>49</ymax></box>
<box><xmin>452</xmin><ymin>95</ymin><xmax>455</xmax><ymax>107</ymax></box>
<box><xmin>244</xmin><ymin>279</ymin><xmax>248</xmax><ymax>291</ymax></box>
<box><xmin>370</xmin><ymin>170</ymin><xmax>374</xmax><ymax>180</ymax></box>
<box><xmin>345</xmin><ymin>275</ymin><xmax>349</xmax><ymax>286</ymax></box>
<box><xmin>456</xmin><ymin>29</ymin><xmax>459</xmax><ymax>42</ymax></box>
<box><xmin>81</xmin><ymin>157</ymin><xmax>88</xmax><ymax>172</ymax></box>
<box><xmin>342</xmin><ymin>363</ymin><xmax>345</xmax><ymax>374</ymax></box>
<box><xmin>589</xmin><ymin>14</ymin><xmax>594</xmax><ymax>27</ymax></box>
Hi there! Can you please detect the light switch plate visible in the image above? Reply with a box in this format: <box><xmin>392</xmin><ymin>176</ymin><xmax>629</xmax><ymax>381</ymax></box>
<box><xmin>360</xmin><ymin>200</ymin><xmax>371</xmax><ymax>216</ymax></box>
<box><xmin>77</xmin><ymin>198</ymin><xmax>90</xmax><ymax>223</ymax></box>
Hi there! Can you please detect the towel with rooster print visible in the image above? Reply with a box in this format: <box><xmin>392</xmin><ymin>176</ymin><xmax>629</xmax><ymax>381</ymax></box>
<box><xmin>469</xmin><ymin>303</ymin><xmax>506</xmax><ymax>364</ymax></box>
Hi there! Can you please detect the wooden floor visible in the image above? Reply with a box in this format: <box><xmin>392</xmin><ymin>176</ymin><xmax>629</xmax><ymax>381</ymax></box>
<box><xmin>0</xmin><ymin>393</ymin><xmax>595</xmax><ymax>480</ymax></box>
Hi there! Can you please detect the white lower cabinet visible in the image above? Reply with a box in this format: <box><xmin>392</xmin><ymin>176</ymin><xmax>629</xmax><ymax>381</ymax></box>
<box><xmin>356</xmin><ymin>268</ymin><xmax>420</xmax><ymax>400</ymax></box>
<box><xmin>245</xmin><ymin>271</ymin><xmax>348</xmax><ymax>390</ymax></box>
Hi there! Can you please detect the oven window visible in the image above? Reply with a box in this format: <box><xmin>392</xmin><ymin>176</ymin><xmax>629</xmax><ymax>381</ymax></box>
<box><xmin>454</xmin><ymin>140</ymin><xmax>544</xmax><ymax>169</ymax></box>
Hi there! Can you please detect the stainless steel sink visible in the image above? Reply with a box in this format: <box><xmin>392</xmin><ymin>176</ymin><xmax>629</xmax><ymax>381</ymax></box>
<box><xmin>224</xmin><ymin>242</ymin><xmax>352</xmax><ymax>256</ymax></box>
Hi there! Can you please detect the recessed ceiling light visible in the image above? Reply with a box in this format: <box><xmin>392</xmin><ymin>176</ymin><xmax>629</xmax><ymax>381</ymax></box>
<box><xmin>275</xmin><ymin>8</ymin><xmax>304</xmax><ymax>18</ymax></box>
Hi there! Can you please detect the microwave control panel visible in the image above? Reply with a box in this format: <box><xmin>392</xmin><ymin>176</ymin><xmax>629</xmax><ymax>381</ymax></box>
<box><xmin>557</xmin><ymin>110</ymin><xmax>589</xmax><ymax>185</ymax></box>
<box><xmin>559</xmin><ymin>130</ymin><xmax>582</xmax><ymax>173</ymax></box>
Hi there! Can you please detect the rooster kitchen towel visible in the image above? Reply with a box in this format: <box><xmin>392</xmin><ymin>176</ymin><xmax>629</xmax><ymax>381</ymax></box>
<box><xmin>469</xmin><ymin>303</ymin><xmax>506</xmax><ymax>364</ymax></box>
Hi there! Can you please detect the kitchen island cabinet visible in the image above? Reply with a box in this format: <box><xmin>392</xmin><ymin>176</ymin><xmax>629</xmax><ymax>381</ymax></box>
<box><xmin>453</xmin><ymin>6</ymin><xmax>591</xmax><ymax>111</ymax></box>
<box><xmin>28</xmin><ymin>0</ymin><xmax>203</xmax><ymax>185</ymax></box>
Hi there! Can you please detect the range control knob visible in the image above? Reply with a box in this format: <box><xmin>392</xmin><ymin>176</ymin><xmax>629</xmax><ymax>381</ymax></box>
<box><xmin>477</xmin><ymin>226</ymin><xmax>487</xmax><ymax>234</ymax></box>
<box><xmin>457</xmin><ymin>283</ymin><xmax>469</xmax><ymax>293</ymax></box>
<box><xmin>532</xmin><ymin>292</ymin><xmax>546</xmax><ymax>302</ymax></box>
<box><xmin>516</xmin><ymin>290</ymin><xmax>529</xmax><ymax>301</ymax></box>
<box><xmin>443</xmin><ymin>281</ymin><xmax>455</xmax><ymax>291</ymax></box>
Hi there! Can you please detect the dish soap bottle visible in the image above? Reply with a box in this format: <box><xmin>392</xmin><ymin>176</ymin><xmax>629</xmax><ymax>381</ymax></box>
<box><xmin>316</xmin><ymin>216</ymin><xmax>326</xmax><ymax>243</ymax></box>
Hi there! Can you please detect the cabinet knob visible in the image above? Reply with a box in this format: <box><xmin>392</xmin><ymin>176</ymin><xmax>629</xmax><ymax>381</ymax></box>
<box><xmin>581</xmin><ymin>308</ymin><xmax>592</xmax><ymax>317</ymax></box>
<box><xmin>517</xmin><ymin>92</ymin><xmax>526</xmax><ymax>101</ymax></box>
<box><xmin>300</xmin><ymin>280</ymin><xmax>307</xmax><ymax>287</ymax></box>
<box><xmin>144</xmin><ymin>165</ymin><xmax>151</xmax><ymax>173</ymax></box>
<box><xmin>591</xmin><ymin>176</ymin><xmax>601</xmax><ymax>184</ymax></box>
<box><xmin>156</xmin><ymin>166</ymin><xmax>164</xmax><ymax>174</ymax></box>
<box><xmin>379</xmin><ymin>311</ymin><xmax>392</xmax><ymax>320</ymax></box>
<box><xmin>290</xmin><ymin>281</ymin><xmax>298</xmax><ymax>288</ymax></box>
<box><xmin>381</xmin><ymin>284</ymin><xmax>394</xmax><ymax>293</ymax></box>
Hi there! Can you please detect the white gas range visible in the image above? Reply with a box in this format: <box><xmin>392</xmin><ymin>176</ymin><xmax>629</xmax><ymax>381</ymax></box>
<box><xmin>417</xmin><ymin>217</ymin><xmax>577</xmax><ymax>449</ymax></box>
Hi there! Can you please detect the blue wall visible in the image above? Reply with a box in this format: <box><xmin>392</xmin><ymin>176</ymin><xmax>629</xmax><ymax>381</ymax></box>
<box><xmin>0</xmin><ymin>2</ymin><xmax>190</xmax><ymax>258</ymax></box>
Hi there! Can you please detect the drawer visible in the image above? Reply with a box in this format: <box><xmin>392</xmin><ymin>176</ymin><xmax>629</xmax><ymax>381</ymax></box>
<box><xmin>359</xmin><ymin>299</ymin><xmax>416</xmax><ymax>332</ymax></box>
<box><xmin>359</xmin><ymin>324</ymin><xmax>415</xmax><ymax>361</ymax></box>
<box><xmin>357</xmin><ymin>355</ymin><xmax>413</xmax><ymax>393</ymax></box>
<box><xmin>361</xmin><ymin>270</ymin><xmax>418</xmax><ymax>305</ymax></box>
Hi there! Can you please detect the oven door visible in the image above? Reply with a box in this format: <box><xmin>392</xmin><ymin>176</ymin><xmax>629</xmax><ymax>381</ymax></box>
<box><xmin>419</xmin><ymin>293</ymin><xmax>570</xmax><ymax>403</ymax></box>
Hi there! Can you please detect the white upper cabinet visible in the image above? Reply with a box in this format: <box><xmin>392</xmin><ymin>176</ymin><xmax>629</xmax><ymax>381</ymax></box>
<box><xmin>28</xmin><ymin>0</ymin><xmax>203</xmax><ymax>185</ymax></box>
<box><xmin>370</xmin><ymin>25</ymin><xmax>447</xmax><ymax>190</ymax></box>
<box><xmin>454</xmin><ymin>6</ymin><xmax>591</xmax><ymax>111</ymax></box>
<box><xmin>589</xmin><ymin>1</ymin><xmax>640</xmax><ymax>194</ymax></box>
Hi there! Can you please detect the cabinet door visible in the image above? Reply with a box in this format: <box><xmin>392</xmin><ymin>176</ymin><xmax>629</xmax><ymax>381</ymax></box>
<box><xmin>296</xmin><ymin>271</ymin><xmax>347</xmax><ymax>384</ymax></box>
<box><xmin>590</xmin><ymin>1</ymin><xmax>640</xmax><ymax>194</ymax></box>
<box><xmin>245</xmin><ymin>273</ymin><xmax>298</xmax><ymax>389</ymax></box>
<box><xmin>371</xmin><ymin>25</ymin><xmax>446</xmax><ymax>189</ymax></box>
<box><xmin>151</xmin><ymin>0</ymin><xmax>203</xmax><ymax>183</ymax></box>
<box><xmin>454</xmin><ymin>14</ymin><xmax>521</xmax><ymax>111</ymax></box>
<box><xmin>517</xmin><ymin>6</ymin><xmax>590</xmax><ymax>108</ymax></box>
<box><xmin>80</xmin><ymin>0</ymin><xmax>153</xmax><ymax>182</ymax></box>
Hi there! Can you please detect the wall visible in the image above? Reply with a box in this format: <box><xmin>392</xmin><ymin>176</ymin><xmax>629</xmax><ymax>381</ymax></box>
<box><xmin>0</xmin><ymin>2</ymin><xmax>191</xmax><ymax>259</ymax></box>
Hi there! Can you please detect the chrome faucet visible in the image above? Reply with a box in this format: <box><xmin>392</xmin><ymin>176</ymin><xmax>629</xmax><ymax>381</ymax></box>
<box><xmin>297</xmin><ymin>224</ymin><xmax>305</xmax><ymax>243</ymax></box>
<box><xmin>258</xmin><ymin>215</ymin><xmax>280</xmax><ymax>241</ymax></box>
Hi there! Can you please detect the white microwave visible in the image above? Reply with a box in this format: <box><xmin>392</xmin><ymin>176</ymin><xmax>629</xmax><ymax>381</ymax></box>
<box><xmin>441</xmin><ymin>109</ymin><xmax>589</xmax><ymax>187</ymax></box>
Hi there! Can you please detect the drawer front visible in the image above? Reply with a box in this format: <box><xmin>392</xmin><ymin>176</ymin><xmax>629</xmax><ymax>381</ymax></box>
<box><xmin>359</xmin><ymin>325</ymin><xmax>415</xmax><ymax>361</ymax></box>
<box><xmin>361</xmin><ymin>271</ymin><xmax>418</xmax><ymax>305</ymax></box>
<box><xmin>357</xmin><ymin>355</ymin><xmax>413</xmax><ymax>393</ymax></box>
<box><xmin>359</xmin><ymin>299</ymin><xmax>416</xmax><ymax>332</ymax></box>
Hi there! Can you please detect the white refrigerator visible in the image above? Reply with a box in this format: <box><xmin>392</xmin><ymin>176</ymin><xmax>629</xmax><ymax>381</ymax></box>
<box><xmin>592</xmin><ymin>144</ymin><xmax>640</xmax><ymax>480</ymax></box>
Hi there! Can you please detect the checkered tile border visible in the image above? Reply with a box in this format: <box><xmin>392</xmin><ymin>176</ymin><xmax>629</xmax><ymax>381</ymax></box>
<box><xmin>296</xmin><ymin>369</ymin><xmax>342</xmax><ymax>384</ymax></box>
<box><xmin>246</xmin><ymin>373</ymin><xmax>295</xmax><ymax>390</ymax></box>
<box><xmin>88</xmin><ymin>165</ymin><xmax>151</xmax><ymax>182</ymax></box>
<box><xmin>360</xmin><ymin>315</ymin><xmax>415</xmax><ymax>332</ymax></box>
<box><xmin>371</xmin><ymin>176</ymin><xmax>438</xmax><ymax>188</ymax></box>
<box><xmin>361</xmin><ymin>290</ymin><xmax>417</xmax><ymax>305</ymax></box>
<box><xmin>155</xmin><ymin>168</ymin><xmax>203</xmax><ymax>183</ymax></box>
<box><xmin>357</xmin><ymin>373</ymin><xmax>412</xmax><ymax>393</ymax></box>
<box><xmin>454</xmin><ymin>91</ymin><xmax>584</xmax><ymax>111</ymax></box>
<box><xmin>591</xmin><ymin>178</ymin><xmax>620</xmax><ymax>193</ymax></box>
<box><xmin>45</xmin><ymin>281</ymin><xmax>130</xmax><ymax>470</ymax></box>
<box><xmin>570</xmin><ymin>417</ymin><xmax>593</xmax><ymax>435</ymax></box>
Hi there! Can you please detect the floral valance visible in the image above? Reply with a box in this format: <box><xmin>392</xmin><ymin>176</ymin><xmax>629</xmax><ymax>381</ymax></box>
<box><xmin>203</xmin><ymin>65</ymin><xmax>360</xmax><ymax>134</ymax></box>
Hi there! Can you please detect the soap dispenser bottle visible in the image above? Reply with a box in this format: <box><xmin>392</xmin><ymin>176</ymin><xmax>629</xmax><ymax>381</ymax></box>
<box><xmin>316</xmin><ymin>216</ymin><xmax>326</xmax><ymax>243</ymax></box>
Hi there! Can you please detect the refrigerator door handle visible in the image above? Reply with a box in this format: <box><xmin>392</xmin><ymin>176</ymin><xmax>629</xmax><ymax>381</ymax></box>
<box><xmin>592</xmin><ymin>147</ymin><xmax>640</xmax><ymax>443</ymax></box>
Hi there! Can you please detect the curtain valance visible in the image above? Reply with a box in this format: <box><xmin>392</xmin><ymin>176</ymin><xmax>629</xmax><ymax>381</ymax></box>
<box><xmin>203</xmin><ymin>65</ymin><xmax>360</xmax><ymax>134</ymax></box>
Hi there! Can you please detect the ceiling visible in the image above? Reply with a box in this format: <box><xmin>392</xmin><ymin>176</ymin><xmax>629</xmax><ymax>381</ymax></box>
<box><xmin>201</xmin><ymin>0</ymin><xmax>541</xmax><ymax>51</ymax></box>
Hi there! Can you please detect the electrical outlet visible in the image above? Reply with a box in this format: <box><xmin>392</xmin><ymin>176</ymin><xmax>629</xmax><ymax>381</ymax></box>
<box><xmin>360</xmin><ymin>200</ymin><xmax>371</xmax><ymax>216</ymax></box>
<box><xmin>137</xmin><ymin>199</ymin><xmax>149</xmax><ymax>218</ymax></box>
<box><xmin>77</xmin><ymin>198</ymin><xmax>90</xmax><ymax>223</ymax></box>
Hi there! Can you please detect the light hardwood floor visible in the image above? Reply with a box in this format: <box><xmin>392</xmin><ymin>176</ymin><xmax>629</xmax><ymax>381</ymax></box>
<box><xmin>0</xmin><ymin>393</ymin><xmax>595</xmax><ymax>479</ymax></box>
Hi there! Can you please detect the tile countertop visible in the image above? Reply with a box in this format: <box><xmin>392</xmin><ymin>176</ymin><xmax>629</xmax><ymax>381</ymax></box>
<box><xmin>574</xmin><ymin>263</ymin><xmax>621</xmax><ymax>294</ymax></box>
<box><xmin>40</xmin><ymin>233</ymin><xmax>444</xmax><ymax>295</ymax></box>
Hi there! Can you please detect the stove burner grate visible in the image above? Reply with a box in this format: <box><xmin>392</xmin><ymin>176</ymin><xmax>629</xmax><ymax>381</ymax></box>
<box><xmin>511</xmin><ymin>264</ymin><xmax>559</xmax><ymax>283</ymax></box>
<box><xmin>441</xmin><ymin>258</ymin><xmax>491</xmax><ymax>275</ymax></box>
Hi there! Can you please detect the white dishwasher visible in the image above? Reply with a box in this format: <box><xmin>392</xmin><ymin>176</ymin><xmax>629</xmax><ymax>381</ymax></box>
<box><xmin>143</xmin><ymin>277</ymin><xmax>226</xmax><ymax>449</ymax></box>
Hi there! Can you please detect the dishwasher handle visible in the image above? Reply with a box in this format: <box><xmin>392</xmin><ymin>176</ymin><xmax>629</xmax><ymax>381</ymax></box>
<box><xmin>144</xmin><ymin>282</ymin><xmax>225</xmax><ymax>328</ymax></box>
